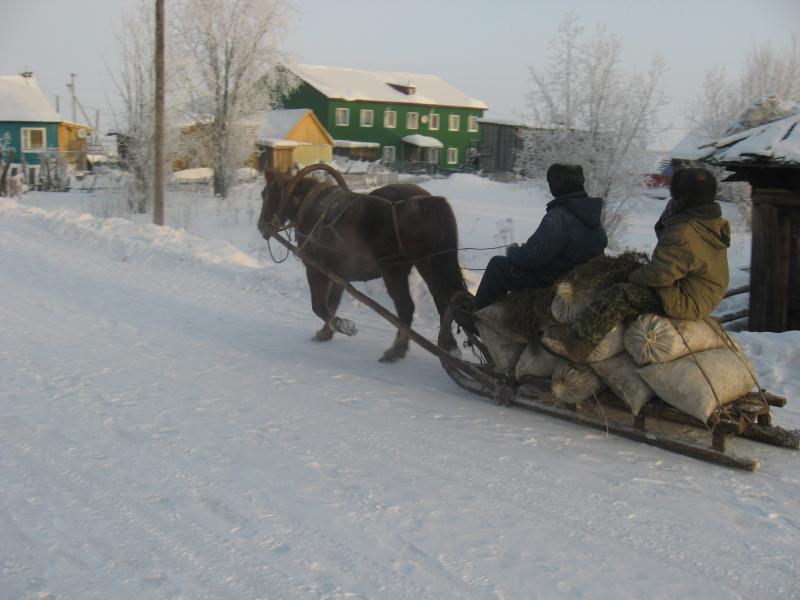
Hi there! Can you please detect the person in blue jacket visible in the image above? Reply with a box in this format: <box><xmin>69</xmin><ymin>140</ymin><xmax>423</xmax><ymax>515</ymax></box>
<box><xmin>455</xmin><ymin>163</ymin><xmax>608</xmax><ymax>334</ymax></box>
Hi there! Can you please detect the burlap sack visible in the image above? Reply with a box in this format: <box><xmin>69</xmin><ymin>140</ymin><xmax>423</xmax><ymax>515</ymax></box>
<box><xmin>591</xmin><ymin>353</ymin><xmax>655</xmax><ymax>415</ymax></box>
<box><xmin>475</xmin><ymin>304</ymin><xmax>526</xmax><ymax>372</ymax></box>
<box><xmin>586</xmin><ymin>324</ymin><xmax>626</xmax><ymax>363</ymax></box>
<box><xmin>551</xmin><ymin>281</ymin><xmax>595</xmax><ymax>324</ymax></box>
<box><xmin>624</xmin><ymin>313</ymin><xmax>732</xmax><ymax>366</ymax></box>
<box><xmin>515</xmin><ymin>341</ymin><xmax>561</xmax><ymax>381</ymax></box>
<box><xmin>551</xmin><ymin>360</ymin><xmax>606</xmax><ymax>405</ymax></box>
<box><xmin>637</xmin><ymin>348</ymin><xmax>756</xmax><ymax>422</ymax></box>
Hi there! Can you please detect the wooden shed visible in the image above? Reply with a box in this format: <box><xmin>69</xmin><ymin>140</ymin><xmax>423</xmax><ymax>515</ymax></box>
<box><xmin>477</xmin><ymin>118</ymin><xmax>526</xmax><ymax>174</ymax></box>
<box><xmin>703</xmin><ymin>105</ymin><xmax>800</xmax><ymax>332</ymax></box>
<box><xmin>256</xmin><ymin>108</ymin><xmax>333</xmax><ymax>172</ymax></box>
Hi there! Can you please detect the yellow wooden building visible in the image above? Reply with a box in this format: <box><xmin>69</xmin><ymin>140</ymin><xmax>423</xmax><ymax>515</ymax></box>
<box><xmin>58</xmin><ymin>120</ymin><xmax>93</xmax><ymax>168</ymax></box>
<box><xmin>256</xmin><ymin>108</ymin><xmax>334</xmax><ymax>172</ymax></box>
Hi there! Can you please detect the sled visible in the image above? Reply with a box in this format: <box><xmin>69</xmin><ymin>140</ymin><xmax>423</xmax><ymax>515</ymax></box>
<box><xmin>260</xmin><ymin>210</ymin><xmax>797</xmax><ymax>471</ymax></box>
<box><xmin>437</xmin><ymin>302</ymin><xmax>799</xmax><ymax>471</ymax></box>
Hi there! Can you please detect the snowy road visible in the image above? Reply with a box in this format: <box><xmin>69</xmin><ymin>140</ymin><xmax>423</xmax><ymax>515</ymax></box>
<box><xmin>1</xmin><ymin>199</ymin><xmax>799</xmax><ymax>599</ymax></box>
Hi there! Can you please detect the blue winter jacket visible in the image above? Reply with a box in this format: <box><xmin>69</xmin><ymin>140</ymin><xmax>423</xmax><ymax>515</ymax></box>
<box><xmin>506</xmin><ymin>190</ymin><xmax>608</xmax><ymax>284</ymax></box>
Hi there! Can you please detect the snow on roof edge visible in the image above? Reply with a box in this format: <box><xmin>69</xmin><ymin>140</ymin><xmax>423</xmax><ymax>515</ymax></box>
<box><xmin>289</xmin><ymin>64</ymin><xmax>488</xmax><ymax>110</ymax></box>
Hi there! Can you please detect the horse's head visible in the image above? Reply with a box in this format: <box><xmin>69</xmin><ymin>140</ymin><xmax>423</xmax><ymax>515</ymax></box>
<box><xmin>258</xmin><ymin>164</ymin><xmax>349</xmax><ymax>240</ymax></box>
<box><xmin>257</xmin><ymin>169</ymin><xmax>290</xmax><ymax>239</ymax></box>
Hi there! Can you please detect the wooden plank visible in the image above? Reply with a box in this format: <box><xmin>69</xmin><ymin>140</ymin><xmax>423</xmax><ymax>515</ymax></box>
<box><xmin>509</xmin><ymin>395</ymin><xmax>759</xmax><ymax>471</ymax></box>
<box><xmin>718</xmin><ymin>308</ymin><xmax>749</xmax><ymax>324</ymax></box>
<box><xmin>723</xmin><ymin>284</ymin><xmax>750</xmax><ymax>298</ymax></box>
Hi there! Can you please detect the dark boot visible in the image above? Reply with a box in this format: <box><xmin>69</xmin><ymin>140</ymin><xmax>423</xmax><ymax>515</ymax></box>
<box><xmin>451</xmin><ymin>291</ymin><xmax>479</xmax><ymax>336</ymax></box>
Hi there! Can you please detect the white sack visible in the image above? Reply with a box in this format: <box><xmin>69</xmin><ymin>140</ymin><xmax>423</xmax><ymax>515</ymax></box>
<box><xmin>587</xmin><ymin>324</ymin><xmax>626</xmax><ymax>363</ymax></box>
<box><xmin>551</xmin><ymin>281</ymin><xmax>595</xmax><ymax>324</ymax></box>
<box><xmin>624</xmin><ymin>313</ymin><xmax>732</xmax><ymax>366</ymax></box>
<box><xmin>551</xmin><ymin>360</ymin><xmax>605</xmax><ymax>405</ymax></box>
<box><xmin>637</xmin><ymin>348</ymin><xmax>756</xmax><ymax>422</ymax></box>
<box><xmin>475</xmin><ymin>304</ymin><xmax>526</xmax><ymax>372</ymax></box>
<box><xmin>515</xmin><ymin>341</ymin><xmax>561</xmax><ymax>381</ymax></box>
<box><xmin>591</xmin><ymin>353</ymin><xmax>655</xmax><ymax>415</ymax></box>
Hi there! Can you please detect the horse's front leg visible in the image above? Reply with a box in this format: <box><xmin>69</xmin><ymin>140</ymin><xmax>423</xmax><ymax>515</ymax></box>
<box><xmin>306</xmin><ymin>267</ymin><xmax>355</xmax><ymax>341</ymax></box>
<box><xmin>379</xmin><ymin>266</ymin><xmax>414</xmax><ymax>363</ymax></box>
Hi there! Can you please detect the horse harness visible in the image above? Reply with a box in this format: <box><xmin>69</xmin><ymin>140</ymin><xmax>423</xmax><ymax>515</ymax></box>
<box><xmin>291</xmin><ymin>182</ymin><xmax>409</xmax><ymax>257</ymax></box>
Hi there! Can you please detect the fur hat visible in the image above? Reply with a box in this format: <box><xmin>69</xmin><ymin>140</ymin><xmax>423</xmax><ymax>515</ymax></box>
<box><xmin>670</xmin><ymin>167</ymin><xmax>717</xmax><ymax>208</ymax></box>
<box><xmin>547</xmin><ymin>163</ymin><xmax>586</xmax><ymax>197</ymax></box>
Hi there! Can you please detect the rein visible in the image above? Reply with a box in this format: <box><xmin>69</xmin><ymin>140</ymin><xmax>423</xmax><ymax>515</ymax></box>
<box><xmin>262</xmin><ymin>164</ymin><xmax>511</xmax><ymax>268</ymax></box>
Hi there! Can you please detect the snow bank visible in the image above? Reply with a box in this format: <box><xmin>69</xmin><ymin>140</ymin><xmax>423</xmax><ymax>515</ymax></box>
<box><xmin>0</xmin><ymin>199</ymin><xmax>261</xmax><ymax>275</ymax></box>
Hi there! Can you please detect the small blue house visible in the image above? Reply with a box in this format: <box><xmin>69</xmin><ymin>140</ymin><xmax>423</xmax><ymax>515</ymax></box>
<box><xmin>0</xmin><ymin>73</ymin><xmax>61</xmax><ymax>182</ymax></box>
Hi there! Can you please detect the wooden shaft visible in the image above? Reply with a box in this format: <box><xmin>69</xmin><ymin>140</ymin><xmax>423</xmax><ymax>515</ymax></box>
<box><xmin>267</xmin><ymin>230</ymin><xmax>505</xmax><ymax>396</ymax></box>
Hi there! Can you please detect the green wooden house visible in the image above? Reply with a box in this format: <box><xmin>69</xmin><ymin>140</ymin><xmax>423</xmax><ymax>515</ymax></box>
<box><xmin>281</xmin><ymin>65</ymin><xmax>488</xmax><ymax>170</ymax></box>
<box><xmin>0</xmin><ymin>73</ymin><xmax>61</xmax><ymax>182</ymax></box>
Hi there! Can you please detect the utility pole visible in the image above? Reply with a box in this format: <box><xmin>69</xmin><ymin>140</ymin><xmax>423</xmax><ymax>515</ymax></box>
<box><xmin>153</xmin><ymin>0</ymin><xmax>165</xmax><ymax>226</ymax></box>
<box><xmin>67</xmin><ymin>73</ymin><xmax>77</xmax><ymax>123</ymax></box>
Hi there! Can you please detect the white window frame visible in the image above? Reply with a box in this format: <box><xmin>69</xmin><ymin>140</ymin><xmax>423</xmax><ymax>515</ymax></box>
<box><xmin>468</xmin><ymin>116</ymin><xmax>479</xmax><ymax>132</ymax></box>
<box><xmin>447</xmin><ymin>147</ymin><xmax>458</xmax><ymax>165</ymax></box>
<box><xmin>383</xmin><ymin>110</ymin><xmax>397</xmax><ymax>129</ymax></box>
<box><xmin>425</xmin><ymin>148</ymin><xmax>440</xmax><ymax>164</ymax></box>
<box><xmin>382</xmin><ymin>146</ymin><xmax>396</xmax><ymax>162</ymax></box>
<box><xmin>22</xmin><ymin>127</ymin><xmax>46</xmax><ymax>151</ymax></box>
<box><xmin>360</xmin><ymin>109</ymin><xmax>374</xmax><ymax>127</ymax></box>
<box><xmin>406</xmin><ymin>112</ymin><xmax>419</xmax><ymax>130</ymax></box>
<box><xmin>335</xmin><ymin>108</ymin><xmax>350</xmax><ymax>126</ymax></box>
<box><xmin>448</xmin><ymin>114</ymin><xmax>460</xmax><ymax>132</ymax></box>
<box><xmin>428</xmin><ymin>113</ymin><xmax>440</xmax><ymax>131</ymax></box>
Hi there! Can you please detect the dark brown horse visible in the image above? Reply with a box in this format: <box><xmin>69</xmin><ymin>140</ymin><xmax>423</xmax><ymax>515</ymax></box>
<box><xmin>257</xmin><ymin>164</ymin><xmax>465</xmax><ymax>362</ymax></box>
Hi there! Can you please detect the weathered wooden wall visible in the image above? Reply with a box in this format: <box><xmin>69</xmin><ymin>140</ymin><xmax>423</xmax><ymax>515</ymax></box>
<box><xmin>478</xmin><ymin>123</ymin><xmax>520</xmax><ymax>173</ymax></box>
<box><xmin>749</xmin><ymin>188</ymin><xmax>800</xmax><ymax>332</ymax></box>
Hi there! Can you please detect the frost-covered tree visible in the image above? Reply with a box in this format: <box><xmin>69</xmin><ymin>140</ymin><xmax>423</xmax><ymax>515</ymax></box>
<box><xmin>517</xmin><ymin>13</ymin><xmax>667</xmax><ymax>243</ymax></box>
<box><xmin>110</xmin><ymin>0</ymin><xmax>158</xmax><ymax>213</ymax></box>
<box><xmin>687</xmin><ymin>35</ymin><xmax>800</xmax><ymax>138</ymax></box>
<box><xmin>170</xmin><ymin>0</ymin><xmax>295</xmax><ymax>197</ymax></box>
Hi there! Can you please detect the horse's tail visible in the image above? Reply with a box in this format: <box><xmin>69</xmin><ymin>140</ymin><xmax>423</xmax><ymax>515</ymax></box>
<box><xmin>420</xmin><ymin>195</ymin><xmax>467</xmax><ymax>306</ymax></box>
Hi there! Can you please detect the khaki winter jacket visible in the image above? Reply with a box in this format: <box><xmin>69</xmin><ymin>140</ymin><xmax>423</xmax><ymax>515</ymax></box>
<box><xmin>628</xmin><ymin>203</ymin><xmax>730</xmax><ymax>320</ymax></box>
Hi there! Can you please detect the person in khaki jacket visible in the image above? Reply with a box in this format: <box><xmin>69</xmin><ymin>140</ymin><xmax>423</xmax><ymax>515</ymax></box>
<box><xmin>542</xmin><ymin>167</ymin><xmax>731</xmax><ymax>363</ymax></box>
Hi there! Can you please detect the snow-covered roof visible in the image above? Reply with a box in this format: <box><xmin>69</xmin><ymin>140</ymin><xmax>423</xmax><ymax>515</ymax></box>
<box><xmin>171</xmin><ymin>168</ymin><xmax>213</xmax><ymax>182</ymax></box>
<box><xmin>675</xmin><ymin>97</ymin><xmax>800</xmax><ymax>167</ymax></box>
<box><xmin>670</xmin><ymin>129</ymin><xmax>715</xmax><ymax>161</ymax></box>
<box><xmin>0</xmin><ymin>75</ymin><xmax>60</xmax><ymax>122</ymax></box>
<box><xmin>256</xmin><ymin>109</ymin><xmax>310</xmax><ymax>143</ymax></box>
<box><xmin>260</xmin><ymin>138</ymin><xmax>300</xmax><ymax>148</ymax></box>
<box><xmin>333</xmin><ymin>139</ymin><xmax>380</xmax><ymax>148</ymax></box>
<box><xmin>289</xmin><ymin>64</ymin><xmax>488</xmax><ymax>110</ymax></box>
<box><xmin>255</xmin><ymin>108</ymin><xmax>333</xmax><ymax>147</ymax></box>
<box><xmin>477</xmin><ymin>117</ymin><xmax>527</xmax><ymax>127</ymax></box>
<box><xmin>706</xmin><ymin>112</ymin><xmax>800</xmax><ymax>166</ymax></box>
<box><xmin>401</xmin><ymin>134</ymin><xmax>443</xmax><ymax>148</ymax></box>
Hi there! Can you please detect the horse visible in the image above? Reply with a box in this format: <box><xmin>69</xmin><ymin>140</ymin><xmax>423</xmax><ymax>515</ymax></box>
<box><xmin>257</xmin><ymin>164</ymin><xmax>466</xmax><ymax>362</ymax></box>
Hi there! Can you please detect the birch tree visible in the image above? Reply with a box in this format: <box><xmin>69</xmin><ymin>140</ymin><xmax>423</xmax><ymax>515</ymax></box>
<box><xmin>517</xmin><ymin>13</ymin><xmax>668</xmax><ymax>242</ymax></box>
<box><xmin>687</xmin><ymin>35</ymin><xmax>800</xmax><ymax>138</ymax></box>
<box><xmin>111</xmin><ymin>0</ymin><xmax>157</xmax><ymax>213</ymax></box>
<box><xmin>170</xmin><ymin>0</ymin><xmax>295</xmax><ymax>197</ymax></box>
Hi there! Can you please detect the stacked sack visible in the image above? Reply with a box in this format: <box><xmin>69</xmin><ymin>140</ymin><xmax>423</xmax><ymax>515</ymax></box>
<box><xmin>620</xmin><ymin>314</ymin><xmax>756</xmax><ymax>422</ymax></box>
<box><xmin>473</xmin><ymin>252</ymin><xmax>758</xmax><ymax>423</ymax></box>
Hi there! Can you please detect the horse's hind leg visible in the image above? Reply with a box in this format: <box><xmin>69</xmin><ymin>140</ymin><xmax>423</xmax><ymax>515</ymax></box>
<box><xmin>416</xmin><ymin>259</ymin><xmax>459</xmax><ymax>353</ymax></box>
<box><xmin>379</xmin><ymin>265</ymin><xmax>414</xmax><ymax>363</ymax></box>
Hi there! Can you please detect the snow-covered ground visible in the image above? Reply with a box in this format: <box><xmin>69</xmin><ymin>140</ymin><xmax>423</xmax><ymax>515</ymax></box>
<box><xmin>1</xmin><ymin>174</ymin><xmax>798</xmax><ymax>599</ymax></box>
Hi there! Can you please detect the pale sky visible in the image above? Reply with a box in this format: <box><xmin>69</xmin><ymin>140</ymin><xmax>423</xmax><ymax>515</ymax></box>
<box><xmin>1</xmin><ymin>0</ymin><xmax>798</xmax><ymax>149</ymax></box>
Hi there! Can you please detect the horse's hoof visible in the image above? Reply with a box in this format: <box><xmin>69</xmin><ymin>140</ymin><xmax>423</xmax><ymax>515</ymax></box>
<box><xmin>330</xmin><ymin>317</ymin><xmax>357</xmax><ymax>337</ymax></box>
<box><xmin>379</xmin><ymin>347</ymin><xmax>407</xmax><ymax>363</ymax></box>
<box><xmin>312</xmin><ymin>329</ymin><xmax>334</xmax><ymax>342</ymax></box>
